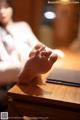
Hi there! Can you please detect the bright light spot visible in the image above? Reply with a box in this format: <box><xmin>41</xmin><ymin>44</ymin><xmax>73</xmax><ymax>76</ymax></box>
<box><xmin>60</xmin><ymin>0</ymin><xmax>70</xmax><ymax>3</ymax></box>
<box><xmin>44</xmin><ymin>11</ymin><xmax>56</xmax><ymax>19</ymax></box>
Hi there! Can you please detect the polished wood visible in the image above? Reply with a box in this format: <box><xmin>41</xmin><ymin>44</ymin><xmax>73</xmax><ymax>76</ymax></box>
<box><xmin>8</xmin><ymin>49</ymin><xmax>80</xmax><ymax>120</ymax></box>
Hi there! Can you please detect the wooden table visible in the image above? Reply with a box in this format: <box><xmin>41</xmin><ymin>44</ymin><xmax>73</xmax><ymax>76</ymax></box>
<box><xmin>8</xmin><ymin>49</ymin><xmax>80</xmax><ymax>120</ymax></box>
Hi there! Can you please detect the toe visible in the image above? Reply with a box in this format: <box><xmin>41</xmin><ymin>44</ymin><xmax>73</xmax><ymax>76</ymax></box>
<box><xmin>40</xmin><ymin>51</ymin><xmax>52</xmax><ymax>57</ymax></box>
<box><xmin>49</xmin><ymin>54</ymin><xmax>58</xmax><ymax>65</ymax></box>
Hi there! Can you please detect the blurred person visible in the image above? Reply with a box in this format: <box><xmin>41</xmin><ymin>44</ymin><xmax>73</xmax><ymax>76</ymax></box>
<box><xmin>0</xmin><ymin>0</ymin><xmax>64</xmax><ymax>86</ymax></box>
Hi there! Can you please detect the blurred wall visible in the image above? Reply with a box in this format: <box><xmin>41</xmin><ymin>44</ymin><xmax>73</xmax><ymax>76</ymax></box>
<box><xmin>13</xmin><ymin>0</ymin><xmax>45</xmax><ymax>37</ymax></box>
<box><xmin>13</xmin><ymin>0</ymin><xmax>80</xmax><ymax>48</ymax></box>
<box><xmin>54</xmin><ymin>2</ymin><xmax>80</xmax><ymax>48</ymax></box>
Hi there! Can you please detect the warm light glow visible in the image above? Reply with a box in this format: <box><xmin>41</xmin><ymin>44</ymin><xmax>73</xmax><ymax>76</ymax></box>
<box><xmin>60</xmin><ymin>0</ymin><xmax>72</xmax><ymax>5</ymax></box>
<box><xmin>48</xmin><ymin>0</ymin><xmax>80</xmax><ymax>4</ymax></box>
<box><xmin>60</xmin><ymin>0</ymin><xmax>70</xmax><ymax>3</ymax></box>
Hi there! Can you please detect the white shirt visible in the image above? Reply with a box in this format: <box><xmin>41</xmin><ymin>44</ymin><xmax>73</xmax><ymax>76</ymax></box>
<box><xmin>0</xmin><ymin>21</ymin><xmax>40</xmax><ymax>61</ymax></box>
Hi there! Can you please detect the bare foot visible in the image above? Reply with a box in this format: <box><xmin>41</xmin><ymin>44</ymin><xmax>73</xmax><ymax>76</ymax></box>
<box><xmin>18</xmin><ymin>45</ymin><xmax>57</xmax><ymax>84</ymax></box>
